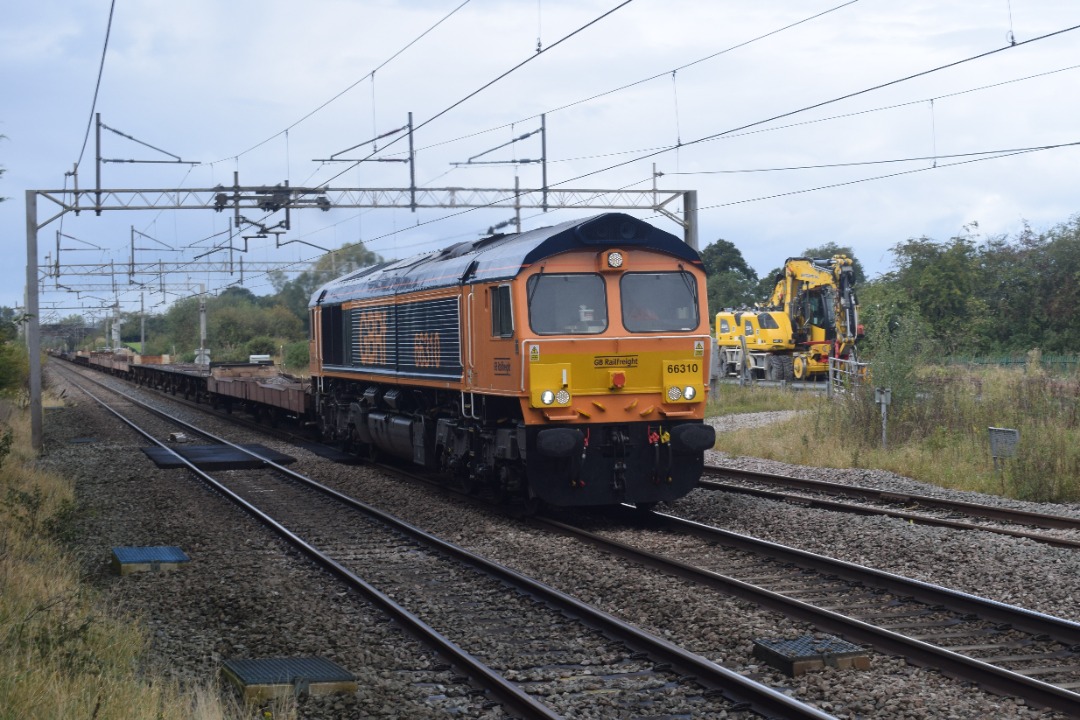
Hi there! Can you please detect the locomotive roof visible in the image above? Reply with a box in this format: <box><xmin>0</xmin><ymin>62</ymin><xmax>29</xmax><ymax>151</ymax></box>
<box><xmin>310</xmin><ymin>212</ymin><xmax>701</xmax><ymax>306</ymax></box>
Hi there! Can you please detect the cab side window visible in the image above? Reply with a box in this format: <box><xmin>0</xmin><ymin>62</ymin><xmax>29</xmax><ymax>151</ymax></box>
<box><xmin>491</xmin><ymin>285</ymin><xmax>513</xmax><ymax>337</ymax></box>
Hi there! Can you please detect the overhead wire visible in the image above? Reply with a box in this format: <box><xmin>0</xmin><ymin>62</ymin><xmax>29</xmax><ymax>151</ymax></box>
<box><xmin>390</xmin><ymin>0</ymin><xmax>859</xmax><ymax>162</ymax></box>
<box><xmin>337</xmin><ymin>21</ymin><xmax>1080</xmax><ymax>249</ymax></box>
<box><xmin>316</xmin><ymin>0</ymin><xmax>638</xmax><ymax>188</ymax></box>
<box><xmin>377</xmin><ymin>61</ymin><xmax>1080</xmax><ymax>169</ymax></box>
<box><xmin>663</xmin><ymin>142</ymin><xmax>1080</xmax><ymax>175</ymax></box>
<box><xmin>697</xmin><ymin>140</ymin><xmax>1080</xmax><ymax>211</ymax></box>
<box><xmin>210</xmin><ymin>0</ymin><xmax>472</xmax><ymax>165</ymax></box>
<box><xmin>62</xmin><ymin>10</ymin><xmax>1080</xmax><ymax>310</ymax></box>
<box><xmin>547</xmin><ymin>21</ymin><xmax>1080</xmax><ymax>189</ymax></box>
<box><xmin>226</xmin><ymin>21</ymin><xmax>1080</xmax><ymax>300</ymax></box>
<box><xmin>74</xmin><ymin>0</ymin><xmax>116</xmax><ymax>171</ymax></box>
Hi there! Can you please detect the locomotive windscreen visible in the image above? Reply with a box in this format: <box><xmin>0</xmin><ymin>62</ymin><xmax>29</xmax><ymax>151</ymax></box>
<box><xmin>621</xmin><ymin>271</ymin><xmax>699</xmax><ymax>332</ymax></box>
<box><xmin>526</xmin><ymin>274</ymin><xmax>608</xmax><ymax>335</ymax></box>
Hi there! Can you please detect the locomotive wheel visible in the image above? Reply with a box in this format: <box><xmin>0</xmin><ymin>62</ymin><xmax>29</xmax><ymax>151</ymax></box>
<box><xmin>520</xmin><ymin>491</ymin><xmax>542</xmax><ymax>516</ymax></box>
<box><xmin>492</xmin><ymin>467</ymin><xmax>511</xmax><ymax>504</ymax></box>
<box><xmin>460</xmin><ymin>473</ymin><xmax>481</xmax><ymax>496</ymax></box>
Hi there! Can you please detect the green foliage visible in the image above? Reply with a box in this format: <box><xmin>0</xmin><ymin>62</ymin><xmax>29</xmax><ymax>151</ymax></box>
<box><xmin>835</xmin><ymin>288</ymin><xmax>930</xmax><ymax>446</ymax></box>
<box><xmin>245</xmin><ymin>336</ymin><xmax>277</xmax><ymax>356</ymax></box>
<box><xmin>699</xmin><ymin>238</ymin><xmax>756</xmax><ymax>280</ymax></box>
<box><xmin>3</xmin><ymin>482</ymin><xmax>46</xmax><ymax>537</ymax></box>
<box><xmin>268</xmin><ymin>241</ymin><xmax>382</xmax><ymax>328</ymax></box>
<box><xmin>864</xmin><ymin>214</ymin><xmax>1080</xmax><ymax>356</ymax></box>
<box><xmin>699</xmin><ymin>238</ymin><xmax>759</xmax><ymax>313</ymax></box>
<box><xmin>283</xmin><ymin>341</ymin><xmax>310</xmax><ymax>370</ymax></box>
<box><xmin>0</xmin><ymin>307</ymin><xmax>18</xmax><ymax>343</ymax></box>
<box><xmin>127</xmin><ymin>240</ymin><xmax>380</xmax><ymax>361</ymax></box>
<box><xmin>0</xmin><ymin>429</ymin><xmax>11</xmax><ymax>470</ymax></box>
<box><xmin>707</xmin><ymin>270</ymin><xmax>758</xmax><ymax>312</ymax></box>
<box><xmin>0</xmin><ymin>343</ymin><xmax>29</xmax><ymax>395</ymax></box>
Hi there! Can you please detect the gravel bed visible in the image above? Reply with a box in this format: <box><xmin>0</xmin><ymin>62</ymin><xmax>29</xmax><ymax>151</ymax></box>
<box><xmin>44</xmin><ymin>371</ymin><xmax>1076</xmax><ymax>718</ymax></box>
<box><xmin>699</xmin><ymin>413</ymin><xmax>1080</xmax><ymax>622</ymax></box>
<box><xmin>43</xmin><ymin>369</ymin><xmax>506</xmax><ymax>720</ymax></box>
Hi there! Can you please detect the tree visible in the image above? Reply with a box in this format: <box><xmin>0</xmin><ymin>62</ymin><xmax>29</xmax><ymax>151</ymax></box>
<box><xmin>888</xmin><ymin>233</ymin><xmax>986</xmax><ymax>354</ymax></box>
<box><xmin>699</xmin><ymin>239</ymin><xmax>756</xmax><ymax>281</ymax></box>
<box><xmin>268</xmin><ymin>241</ymin><xmax>382</xmax><ymax>328</ymax></box>
<box><xmin>1031</xmin><ymin>216</ymin><xmax>1080</xmax><ymax>352</ymax></box>
<box><xmin>699</xmin><ymin>238</ymin><xmax>758</xmax><ymax>311</ymax></box>
<box><xmin>0</xmin><ymin>307</ymin><xmax>17</xmax><ymax>343</ymax></box>
<box><xmin>801</xmin><ymin>242</ymin><xmax>866</xmax><ymax>285</ymax></box>
<box><xmin>707</xmin><ymin>271</ymin><xmax>758</xmax><ymax>312</ymax></box>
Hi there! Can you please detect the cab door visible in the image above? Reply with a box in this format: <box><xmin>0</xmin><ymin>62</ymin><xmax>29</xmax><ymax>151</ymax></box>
<box><xmin>471</xmin><ymin>283</ymin><xmax>519</xmax><ymax>393</ymax></box>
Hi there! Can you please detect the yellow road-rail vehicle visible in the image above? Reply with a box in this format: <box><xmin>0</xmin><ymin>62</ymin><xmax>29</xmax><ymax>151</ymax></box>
<box><xmin>310</xmin><ymin>213</ymin><xmax>716</xmax><ymax>509</ymax></box>
<box><xmin>715</xmin><ymin>255</ymin><xmax>862</xmax><ymax>382</ymax></box>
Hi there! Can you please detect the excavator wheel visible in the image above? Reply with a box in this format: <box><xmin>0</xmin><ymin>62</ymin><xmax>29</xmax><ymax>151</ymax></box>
<box><xmin>766</xmin><ymin>355</ymin><xmax>795</xmax><ymax>382</ymax></box>
<box><xmin>765</xmin><ymin>355</ymin><xmax>781</xmax><ymax>381</ymax></box>
<box><xmin>779</xmin><ymin>355</ymin><xmax>795</xmax><ymax>382</ymax></box>
<box><xmin>793</xmin><ymin>355</ymin><xmax>810</xmax><ymax>381</ymax></box>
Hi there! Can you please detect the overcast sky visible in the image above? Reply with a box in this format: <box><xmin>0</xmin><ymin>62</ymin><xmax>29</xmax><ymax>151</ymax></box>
<box><xmin>2</xmin><ymin>0</ymin><xmax>1078</xmax><ymax>323</ymax></box>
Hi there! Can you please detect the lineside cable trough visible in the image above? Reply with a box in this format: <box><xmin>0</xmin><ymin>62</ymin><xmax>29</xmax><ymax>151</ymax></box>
<box><xmin>111</xmin><ymin>546</ymin><xmax>190</xmax><ymax>576</ymax></box>
<box><xmin>754</xmin><ymin>634</ymin><xmax>870</xmax><ymax>677</ymax></box>
<box><xmin>222</xmin><ymin>657</ymin><xmax>358</xmax><ymax>702</ymax></box>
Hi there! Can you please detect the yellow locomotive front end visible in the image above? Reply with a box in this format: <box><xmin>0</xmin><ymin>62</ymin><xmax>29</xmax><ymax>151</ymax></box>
<box><xmin>505</xmin><ymin>241</ymin><xmax>715</xmax><ymax>507</ymax></box>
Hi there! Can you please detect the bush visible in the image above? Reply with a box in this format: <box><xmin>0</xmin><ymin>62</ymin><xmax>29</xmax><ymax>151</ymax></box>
<box><xmin>245</xmin><ymin>335</ymin><xmax>277</xmax><ymax>357</ymax></box>
<box><xmin>283</xmin><ymin>341</ymin><xmax>309</xmax><ymax>370</ymax></box>
<box><xmin>0</xmin><ymin>343</ymin><xmax>29</xmax><ymax>395</ymax></box>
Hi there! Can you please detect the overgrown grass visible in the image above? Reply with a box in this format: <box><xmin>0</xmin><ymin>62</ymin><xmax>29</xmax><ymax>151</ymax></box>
<box><xmin>706</xmin><ymin>382</ymin><xmax>823</xmax><ymax>416</ymax></box>
<box><xmin>0</xmin><ymin>403</ymin><xmax>281</xmax><ymax>720</ymax></box>
<box><xmin>710</xmin><ymin>366</ymin><xmax>1080</xmax><ymax>503</ymax></box>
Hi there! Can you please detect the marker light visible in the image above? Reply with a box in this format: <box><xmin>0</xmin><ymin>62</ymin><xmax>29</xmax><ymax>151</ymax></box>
<box><xmin>555</xmin><ymin>389</ymin><xmax>571</xmax><ymax>405</ymax></box>
<box><xmin>667</xmin><ymin>386</ymin><xmax>683</xmax><ymax>402</ymax></box>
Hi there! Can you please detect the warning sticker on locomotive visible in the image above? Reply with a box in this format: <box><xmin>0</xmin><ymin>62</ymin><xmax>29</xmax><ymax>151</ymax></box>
<box><xmin>593</xmin><ymin>355</ymin><xmax>639</xmax><ymax>369</ymax></box>
<box><xmin>694</xmin><ymin>340</ymin><xmax>705</xmax><ymax>357</ymax></box>
<box><xmin>528</xmin><ymin>345</ymin><xmax>540</xmax><ymax>362</ymax></box>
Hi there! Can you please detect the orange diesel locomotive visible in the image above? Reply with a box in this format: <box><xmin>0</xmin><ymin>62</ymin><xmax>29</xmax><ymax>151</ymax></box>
<box><xmin>310</xmin><ymin>213</ymin><xmax>716</xmax><ymax>509</ymax></box>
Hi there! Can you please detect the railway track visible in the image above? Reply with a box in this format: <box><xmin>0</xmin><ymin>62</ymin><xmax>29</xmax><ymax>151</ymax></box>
<box><xmin>56</xmin><ymin>363</ymin><xmax>834</xmax><ymax>719</ymax></box>
<box><xmin>538</xmin><ymin>507</ymin><xmax>1080</xmax><ymax>716</ymax></box>
<box><xmin>703</xmin><ymin>464</ymin><xmax>1080</xmax><ymax>550</ymax></box>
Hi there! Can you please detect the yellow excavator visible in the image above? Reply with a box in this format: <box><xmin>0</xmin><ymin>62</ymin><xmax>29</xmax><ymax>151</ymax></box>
<box><xmin>715</xmin><ymin>255</ymin><xmax>862</xmax><ymax>381</ymax></box>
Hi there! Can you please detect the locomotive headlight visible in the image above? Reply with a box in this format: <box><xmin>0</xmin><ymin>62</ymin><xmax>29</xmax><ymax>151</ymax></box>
<box><xmin>607</xmin><ymin>251</ymin><xmax>624</xmax><ymax>268</ymax></box>
<box><xmin>541</xmin><ymin>390</ymin><xmax>556</xmax><ymax>405</ymax></box>
<box><xmin>555</xmin><ymin>389</ymin><xmax>571</xmax><ymax>405</ymax></box>
<box><xmin>683</xmin><ymin>385</ymin><xmax>697</xmax><ymax>401</ymax></box>
<box><xmin>667</xmin><ymin>386</ymin><xmax>683</xmax><ymax>402</ymax></box>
